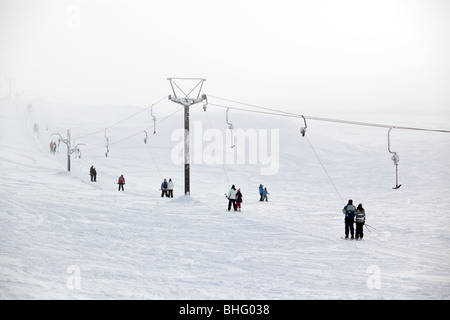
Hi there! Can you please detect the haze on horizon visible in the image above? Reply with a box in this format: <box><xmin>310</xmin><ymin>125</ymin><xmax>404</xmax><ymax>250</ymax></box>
<box><xmin>1</xmin><ymin>0</ymin><xmax>449</xmax><ymax>116</ymax></box>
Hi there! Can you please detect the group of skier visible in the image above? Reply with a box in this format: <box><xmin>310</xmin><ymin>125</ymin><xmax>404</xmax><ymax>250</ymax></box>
<box><xmin>342</xmin><ymin>199</ymin><xmax>366</xmax><ymax>240</ymax></box>
<box><xmin>225</xmin><ymin>183</ymin><xmax>270</xmax><ymax>212</ymax></box>
<box><xmin>89</xmin><ymin>166</ymin><xmax>97</xmax><ymax>182</ymax></box>
<box><xmin>49</xmin><ymin>141</ymin><xmax>57</xmax><ymax>154</ymax></box>
<box><xmin>258</xmin><ymin>184</ymin><xmax>269</xmax><ymax>202</ymax></box>
<box><xmin>90</xmin><ymin>166</ymin><xmax>368</xmax><ymax>239</ymax></box>
<box><xmin>160</xmin><ymin>178</ymin><xmax>174</xmax><ymax>198</ymax></box>
<box><xmin>226</xmin><ymin>185</ymin><xmax>243</xmax><ymax>211</ymax></box>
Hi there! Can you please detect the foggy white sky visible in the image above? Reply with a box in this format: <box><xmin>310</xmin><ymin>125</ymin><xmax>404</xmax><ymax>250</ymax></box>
<box><xmin>1</xmin><ymin>0</ymin><xmax>449</xmax><ymax>114</ymax></box>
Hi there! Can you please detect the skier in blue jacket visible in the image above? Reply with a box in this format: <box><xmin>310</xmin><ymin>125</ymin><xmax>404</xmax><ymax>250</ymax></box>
<box><xmin>263</xmin><ymin>187</ymin><xmax>269</xmax><ymax>202</ymax></box>
<box><xmin>259</xmin><ymin>184</ymin><xmax>264</xmax><ymax>201</ymax></box>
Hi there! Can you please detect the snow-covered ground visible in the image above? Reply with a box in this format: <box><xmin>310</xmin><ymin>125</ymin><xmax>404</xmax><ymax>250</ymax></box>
<box><xmin>1</xmin><ymin>95</ymin><xmax>450</xmax><ymax>299</ymax></box>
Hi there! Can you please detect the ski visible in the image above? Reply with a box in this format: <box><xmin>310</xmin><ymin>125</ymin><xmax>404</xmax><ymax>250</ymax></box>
<box><xmin>341</xmin><ymin>237</ymin><xmax>363</xmax><ymax>241</ymax></box>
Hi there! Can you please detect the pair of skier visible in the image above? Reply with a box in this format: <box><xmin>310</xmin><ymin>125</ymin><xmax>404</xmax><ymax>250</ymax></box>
<box><xmin>90</xmin><ymin>166</ymin><xmax>97</xmax><ymax>182</ymax></box>
<box><xmin>161</xmin><ymin>178</ymin><xmax>174</xmax><ymax>198</ymax></box>
<box><xmin>342</xmin><ymin>199</ymin><xmax>366</xmax><ymax>240</ymax></box>
<box><xmin>259</xmin><ymin>184</ymin><xmax>269</xmax><ymax>201</ymax></box>
<box><xmin>227</xmin><ymin>185</ymin><xmax>243</xmax><ymax>211</ymax></box>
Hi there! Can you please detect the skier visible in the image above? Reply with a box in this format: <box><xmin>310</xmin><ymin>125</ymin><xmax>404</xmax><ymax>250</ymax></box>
<box><xmin>167</xmin><ymin>178</ymin><xmax>174</xmax><ymax>198</ymax></box>
<box><xmin>118</xmin><ymin>175</ymin><xmax>125</xmax><ymax>191</ymax></box>
<box><xmin>90</xmin><ymin>166</ymin><xmax>97</xmax><ymax>182</ymax></box>
<box><xmin>227</xmin><ymin>185</ymin><xmax>238</xmax><ymax>211</ymax></box>
<box><xmin>236</xmin><ymin>188</ymin><xmax>243</xmax><ymax>211</ymax></box>
<box><xmin>355</xmin><ymin>203</ymin><xmax>366</xmax><ymax>240</ymax></box>
<box><xmin>161</xmin><ymin>179</ymin><xmax>168</xmax><ymax>197</ymax></box>
<box><xmin>259</xmin><ymin>184</ymin><xmax>264</xmax><ymax>201</ymax></box>
<box><xmin>263</xmin><ymin>187</ymin><xmax>269</xmax><ymax>202</ymax></box>
<box><xmin>342</xmin><ymin>199</ymin><xmax>356</xmax><ymax>239</ymax></box>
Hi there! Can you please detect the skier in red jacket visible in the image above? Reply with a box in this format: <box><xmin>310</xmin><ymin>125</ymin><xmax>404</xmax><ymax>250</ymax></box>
<box><xmin>118</xmin><ymin>175</ymin><xmax>125</xmax><ymax>191</ymax></box>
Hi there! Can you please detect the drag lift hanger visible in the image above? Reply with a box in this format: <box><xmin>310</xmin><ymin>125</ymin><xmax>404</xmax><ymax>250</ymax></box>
<box><xmin>388</xmin><ymin>127</ymin><xmax>401</xmax><ymax>189</ymax></box>
<box><xmin>105</xmin><ymin>129</ymin><xmax>109</xmax><ymax>157</ymax></box>
<box><xmin>226</xmin><ymin>108</ymin><xmax>235</xmax><ymax>148</ymax></box>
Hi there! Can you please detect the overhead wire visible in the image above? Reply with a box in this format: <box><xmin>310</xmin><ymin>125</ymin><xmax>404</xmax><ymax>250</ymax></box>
<box><xmin>207</xmin><ymin>95</ymin><xmax>450</xmax><ymax>134</ymax></box>
<box><xmin>76</xmin><ymin>95</ymin><xmax>168</xmax><ymax>140</ymax></box>
<box><xmin>204</xmin><ymin>111</ymin><xmax>231</xmax><ymax>187</ymax></box>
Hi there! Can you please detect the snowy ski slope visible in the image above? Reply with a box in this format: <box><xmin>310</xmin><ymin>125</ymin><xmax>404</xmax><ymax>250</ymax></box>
<box><xmin>1</xmin><ymin>96</ymin><xmax>450</xmax><ymax>299</ymax></box>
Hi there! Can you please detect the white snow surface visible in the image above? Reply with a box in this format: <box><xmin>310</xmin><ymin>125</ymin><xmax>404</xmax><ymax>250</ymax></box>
<box><xmin>1</xmin><ymin>96</ymin><xmax>450</xmax><ymax>300</ymax></box>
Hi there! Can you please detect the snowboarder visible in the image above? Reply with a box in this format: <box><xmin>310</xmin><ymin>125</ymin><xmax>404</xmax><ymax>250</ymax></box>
<box><xmin>342</xmin><ymin>199</ymin><xmax>356</xmax><ymax>239</ymax></box>
<box><xmin>227</xmin><ymin>185</ymin><xmax>238</xmax><ymax>211</ymax></box>
<box><xmin>355</xmin><ymin>203</ymin><xmax>366</xmax><ymax>240</ymax></box>
<box><xmin>263</xmin><ymin>187</ymin><xmax>269</xmax><ymax>202</ymax></box>
<box><xmin>161</xmin><ymin>179</ymin><xmax>168</xmax><ymax>197</ymax></box>
<box><xmin>167</xmin><ymin>178</ymin><xmax>174</xmax><ymax>198</ymax></box>
<box><xmin>236</xmin><ymin>188</ymin><xmax>243</xmax><ymax>211</ymax></box>
<box><xmin>90</xmin><ymin>166</ymin><xmax>97</xmax><ymax>182</ymax></box>
<box><xmin>118</xmin><ymin>175</ymin><xmax>125</xmax><ymax>191</ymax></box>
<box><xmin>259</xmin><ymin>184</ymin><xmax>264</xmax><ymax>201</ymax></box>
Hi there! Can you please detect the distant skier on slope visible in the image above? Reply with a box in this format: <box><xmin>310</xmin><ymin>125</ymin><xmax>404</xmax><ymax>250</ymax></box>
<box><xmin>355</xmin><ymin>203</ymin><xmax>366</xmax><ymax>240</ymax></box>
<box><xmin>167</xmin><ymin>178</ymin><xmax>174</xmax><ymax>198</ymax></box>
<box><xmin>342</xmin><ymin>199</ymin><xmax>356</xmax><ymax>239</ymax></box>
<box><xmin>236</xmin><ymin>188</ymin><xmax>243</xmax><ymax>211</ymax></box>
<box><xmin>118</xmin><ymin>175</ymin><xmax>125</xmax><ymax>191</ymax></box>
<box><xmin>262</xmin><ymin>187</ymin><xmax>269</xmax><ymax>202</ymax></box>
<box><xmin>259</xmin><ymin>184</ymin><xmax>264</xmax><ymax>201</ymax></box>
<box><xmin>161</xmin><ymin>179</ymin><xmax>168</xmax><ymax>197</ymax></box>
<box><xmin>227</xmin><ymin>185</ymin><xmax>238</xmax><ymax>211</ymax></box>
<box><xmin>90</xmin><ymin>166</ymin><xmax>97</xmax><ymax>182</ymax></box>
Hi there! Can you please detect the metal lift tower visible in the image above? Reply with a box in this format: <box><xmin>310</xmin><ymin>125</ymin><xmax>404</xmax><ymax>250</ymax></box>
<box><xmin>167</xmin><ymin>78</ymin><xmax>206</xmax><ymax>195</ymax></box>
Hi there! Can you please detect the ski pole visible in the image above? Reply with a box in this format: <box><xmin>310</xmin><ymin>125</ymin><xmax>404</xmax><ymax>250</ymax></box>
<box><xmin>365</xmin><ymin>223</ymin><xmax>376</xmax><ymax>230</ymax></box>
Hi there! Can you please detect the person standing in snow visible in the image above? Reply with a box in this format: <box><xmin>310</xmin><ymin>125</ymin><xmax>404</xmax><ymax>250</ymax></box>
<box><xmin>342</xmin><ymin>199</ymin><xmax>356</xmax><ymax>239</ymax></box>
<box><xmin>118</xmin><ymin>175</ymin><xmax>125</xmax><ymax>191</ymax></box>
<box><xmin>259</xmin><ymin>184</ymin><xmax>264</xmax><ymax>201</ymax></box>
<box><xmin>263</xmin><ymin>187</ymin><xmax>269</xmax><ymax>202</ymax></box>
<box><xmin>227</xmin><ymin>185</ymin><xmax>238</xmax><ymax>211</ymax></box>
<box><xmin>90</xmin><ymin>166</ymin><xmax>97</xmax><ymax>182</ymax></box>
<box><xmin>167</xmin><ymin>178</ymin><xmax>174</xmax><ymax>198</ymax></box>
<box><xmin>236</xmin><ymin>188</ymin><xmax>243</xmax><ymax>211</ymax></box>
<box><xmin>161</xmin><ymin>179</ymin><xmax>168</xmax><ymax>197</ymax></box>
<box><xmin>355</xmin><ymin>203</ymin><xmax>366</xmax><ymax>240</ymax></box>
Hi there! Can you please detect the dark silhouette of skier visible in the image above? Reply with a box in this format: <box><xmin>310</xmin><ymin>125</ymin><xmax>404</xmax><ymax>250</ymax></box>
<box><xmin>90</xmin><ymin>166</ymin><xmax>97</xmax><ymax>182</ymax></box>
<box><xmin>342</xmin><ymin>199</ymin><xmax>356</xmax><ymax>239</ymax></box>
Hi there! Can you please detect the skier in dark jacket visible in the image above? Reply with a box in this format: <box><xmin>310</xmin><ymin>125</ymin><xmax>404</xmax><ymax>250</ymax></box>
<box><xmin>236</xmin><ymin>188</ymin><xmax>243</xmax><ymax>211</ymax></box>
<box><xmin>90</xmin><ymin>166</ymin><xmax>97</xmax><ymax>182</ymax></box>
<box><xmin>161</xmin><ymin>179</ymin><xmax>168</xmax><ymax>197</ymax></box>
<box><xmin>342</xmin><ymin>199</ymin><xmax>356</xmax><ymax>239</ymax></box>
<box><xmin>355</xmin><ymin>203</ymin><xmax>366</xmax><ymax>240</ymax></box>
